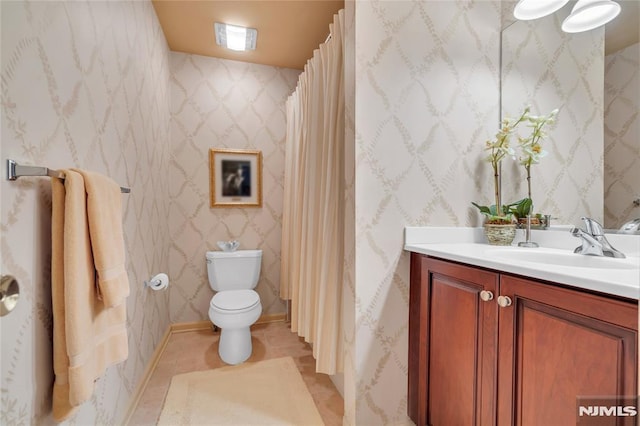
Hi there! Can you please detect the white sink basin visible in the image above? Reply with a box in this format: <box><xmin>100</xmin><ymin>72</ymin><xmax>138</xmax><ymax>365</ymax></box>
<box><xmin>490</xmin><ymin>248</ymin><xmax>640</xmax><ymax>270</ymax></box>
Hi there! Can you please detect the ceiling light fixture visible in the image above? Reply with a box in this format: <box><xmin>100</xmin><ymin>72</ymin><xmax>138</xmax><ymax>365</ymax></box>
<box><xmin>513</xmin><ymin>0</ymin><xmax>570</xmax><ymax>20</ymax></box>
<box><xmin>561</xmin><ymin>0</ymin><xmax>621</xmax><ymax>33</ymax></box>
<box><xmin>214</xmin><ymin>22</ymin><xmax>257</xmax><ymax>52</ymax></box>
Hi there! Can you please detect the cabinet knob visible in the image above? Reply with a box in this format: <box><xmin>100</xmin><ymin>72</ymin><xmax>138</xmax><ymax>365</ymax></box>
<box><xmin>480</xmin><ymin>290</ymin><xmax>494</xmax><ymax>302</ymax></box>
<box><xmin>497</xmin><ymin>295</ymin><xmax>512</xmax><ymax>308</ymax></box>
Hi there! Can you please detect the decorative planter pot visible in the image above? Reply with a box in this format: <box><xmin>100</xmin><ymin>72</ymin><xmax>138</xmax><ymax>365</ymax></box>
<box><xmin>517</xmin><ymin>217</ymin><xmax>540</xmax><ymax>227</ymax></box>
<box><xmin>483</xmin><ymin>223</ymin><xmax>517</xmax><ymax>246</ymax></box>
<box><xmin>516</xmin><ymin>215</ymin><xmax>550</xmax><ymax>230</ymax></box>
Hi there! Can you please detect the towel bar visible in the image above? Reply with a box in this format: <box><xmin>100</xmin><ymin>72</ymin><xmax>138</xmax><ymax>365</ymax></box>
<box><xmin>6</xmin><ymin>159</ymin><xmax>130</xmax><ymax>193</ymax></box>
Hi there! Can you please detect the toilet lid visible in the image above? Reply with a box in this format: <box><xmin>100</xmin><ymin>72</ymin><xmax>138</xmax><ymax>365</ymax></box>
<box><xmin>212</xmin><ymin>290</ymin><xmax>260</xmax><ymax>311</ymax></box>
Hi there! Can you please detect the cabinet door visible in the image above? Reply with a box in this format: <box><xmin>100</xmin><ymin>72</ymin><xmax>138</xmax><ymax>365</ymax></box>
<box><xmin>409</xmin><ymin>255</ymin><xmax>499</xmax><ymax>426</ymax></box>
<box><xmin>497</xmin><ymin>275</ymin><xmax>638</xmax><ymax>426</ymax></box>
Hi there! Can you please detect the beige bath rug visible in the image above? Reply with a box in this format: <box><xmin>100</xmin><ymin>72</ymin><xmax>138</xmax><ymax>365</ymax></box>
<box><xmin>157</xmin><ymin>356</ymin><xmax>325</xmax><ymax>425</ymax></box>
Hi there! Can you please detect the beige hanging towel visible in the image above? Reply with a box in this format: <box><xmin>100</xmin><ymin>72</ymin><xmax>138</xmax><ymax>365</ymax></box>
<box><xmin>51</xmin><ymin>170</ymin><xmax>129</xmax><ymax>422</ymax></box>
<box><xmin>72</xmin><ymin>168</ymin><xmax>130</xmax><ymax>307</ymax></box>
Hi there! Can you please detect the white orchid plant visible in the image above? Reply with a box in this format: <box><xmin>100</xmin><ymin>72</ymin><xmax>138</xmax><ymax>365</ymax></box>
<box><xmin>516</xmin><ymin>108</ymin><xmax>559</xmax><ymax>208</ymax></box>
<box><xmin>473</xmin><ymin>106</ymin><xmax>558</xmax><ymax>223</ymax></box>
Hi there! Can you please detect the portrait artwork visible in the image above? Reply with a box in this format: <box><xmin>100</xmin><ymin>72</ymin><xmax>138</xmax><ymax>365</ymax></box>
<box><xmin>210</xmin><ymin>149</ymin><xmax>262</xmax><ymax>207</ymax></box>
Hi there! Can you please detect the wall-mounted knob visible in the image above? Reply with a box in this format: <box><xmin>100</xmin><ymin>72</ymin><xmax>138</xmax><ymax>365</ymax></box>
<box><xmin>497</xmin><ymin>295</ymin><xmax>512</xmax><ymax>308</ymax></box>
<box><xmin>0</xmin><ymin>275</ymin><xmax>19</xmax><ymax>317</ymax></box>
<box><xmin>480</xmin><ymin>290</ymin><xmax>494</xmax><ymax>302</ymax></box>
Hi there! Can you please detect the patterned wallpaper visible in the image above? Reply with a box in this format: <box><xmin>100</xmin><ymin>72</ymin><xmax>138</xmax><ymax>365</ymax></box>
<box><xmin>1</xmin><ymin>1</ymin><xmax>171</xmax><ymax>424</ymax></box>
<box><xmin>353</xmin><ymin>1</ymin><xmax>501</xmax><ymax>423</ymax></box>
<box><xmin>604</xmin><ymin>43</ymin><xmax>639</xmax><ymax>229</ymax></box>
<box><xmin>501</xmin><ymin>12</ymin><xmax>604</xmax><ymax>225</ymax></box>
<box><xmin>168</xmin><ymin>52</ymin><xmax>300</xmax><ymax>322</ymax></box>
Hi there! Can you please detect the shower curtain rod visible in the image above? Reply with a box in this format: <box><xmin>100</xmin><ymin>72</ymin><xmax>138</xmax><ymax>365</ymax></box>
<box><xmin>6</xmin><ymin>159</ymin><xmax>131</xmax><ymax>193</ymax></box>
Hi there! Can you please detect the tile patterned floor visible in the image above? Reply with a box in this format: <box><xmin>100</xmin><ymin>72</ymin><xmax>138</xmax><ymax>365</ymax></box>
<box><xmin>129</xmin><ymin>321</ymin><xmax>344</xmax><ymax>425</ymax></box>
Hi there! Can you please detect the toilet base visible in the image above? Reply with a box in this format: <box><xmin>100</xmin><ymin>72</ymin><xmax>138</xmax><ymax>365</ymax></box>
<box><xmin>218</xmin><ymin>326</ymin><xmax>252</xmax><ymax>365</ymax></box>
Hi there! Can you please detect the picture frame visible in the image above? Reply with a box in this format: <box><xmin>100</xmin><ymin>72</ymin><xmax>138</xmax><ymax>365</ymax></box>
<box><xmin>209</xmin><ymin>148</ymin><xmax>262</xmax><ymax>208</ymax></box>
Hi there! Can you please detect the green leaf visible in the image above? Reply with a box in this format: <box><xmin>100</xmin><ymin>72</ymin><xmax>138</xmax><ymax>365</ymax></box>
<box><xmin>471</xmin><ymin>202</ymin><xmax>492</xmax><ymax>215</ymax></box>
<box><xmin>472</xmin><ymin>203</ymin><xmax>513</xmax><ymax>222</ymax></box>
<box><xmin>506</xmin><ymin>197</ymin><xmax>533</xmax><ymax>218</ymax></box>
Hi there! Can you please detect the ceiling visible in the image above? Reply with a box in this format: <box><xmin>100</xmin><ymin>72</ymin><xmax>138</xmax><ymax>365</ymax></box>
<box><xmin>152</xmin><ymin>0</ymin><xmax>344</xmax><ymax>70</ymax></box>
<box><xmin>153</xmin><ymin>1</ymin><xmax>636</xmax><ymax>69</ymax></box>
<box><xmin>604</xmin><ymin>0</ymin><xmax>639</xmax><ymax>55</ymax></box>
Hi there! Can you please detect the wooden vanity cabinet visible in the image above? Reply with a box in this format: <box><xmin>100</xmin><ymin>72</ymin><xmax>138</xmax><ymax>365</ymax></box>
<box><xmin>408</xmin><ymin>253</ymin><xmax>638</xmax><ymax>426</ymax></box>
<box><xmin>408</xmin><ymin>255</ymin><xmax>499</xmax><ymax>426</ymax></box>
<box><xmin>497</xmin><ymin>274</ymin><xmax>637</xmax><ymax>426</ymax></box>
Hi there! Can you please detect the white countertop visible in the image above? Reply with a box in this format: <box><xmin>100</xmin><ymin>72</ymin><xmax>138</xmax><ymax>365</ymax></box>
<box><xmin>404</xmin><ymin>227</ymin><xmax>640</xmax><ymax>300</ymax></box>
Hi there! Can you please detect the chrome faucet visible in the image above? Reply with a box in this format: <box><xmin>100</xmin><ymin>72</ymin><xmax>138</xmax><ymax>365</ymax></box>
<box><xmin>571</xmin><ymin>217</ymin><xmax>626</xmax><ymax>258</ymax></box>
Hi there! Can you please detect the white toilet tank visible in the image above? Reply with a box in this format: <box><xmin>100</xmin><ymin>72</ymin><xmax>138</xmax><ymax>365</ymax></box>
<box><xmin>206</xmin><ymin>250</ymin><xmax>262</xmax><ymax>292</ymax></box>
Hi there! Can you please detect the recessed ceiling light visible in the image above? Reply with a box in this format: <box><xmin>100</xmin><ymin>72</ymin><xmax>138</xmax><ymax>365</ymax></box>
<box><xmin>214</xmin><ymin>22</ymin><xmax>257</xmax><ymax>52</ymax></box>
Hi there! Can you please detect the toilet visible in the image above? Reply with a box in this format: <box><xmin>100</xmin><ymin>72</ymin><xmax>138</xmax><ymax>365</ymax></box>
<box><xmin>206</xmin><ymin>249</ymin><xmax>263</xmax><ymax>365</ymax></box>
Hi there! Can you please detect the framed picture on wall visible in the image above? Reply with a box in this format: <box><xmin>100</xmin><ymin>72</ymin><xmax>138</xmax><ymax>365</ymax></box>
<box><xmin>209</xmin><ymin>148</ymin><xmax>262</xmax><ymax>208</ymax></box>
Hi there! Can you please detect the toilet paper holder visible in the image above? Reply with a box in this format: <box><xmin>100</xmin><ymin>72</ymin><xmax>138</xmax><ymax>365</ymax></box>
<box><xmin>144</xmin><ymin>273</ymin><xmax>169</xmax><ymax>291</ymax></box>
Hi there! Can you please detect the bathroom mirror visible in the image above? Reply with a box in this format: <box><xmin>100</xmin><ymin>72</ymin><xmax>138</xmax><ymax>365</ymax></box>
<box><xmin>500</xmin><ymin>0</ymin><xmax>639</xmax><ymax>231</ymax></box>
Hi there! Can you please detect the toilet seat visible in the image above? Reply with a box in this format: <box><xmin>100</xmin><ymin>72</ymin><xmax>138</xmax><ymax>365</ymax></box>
<box><xmin>211</xmin><ymin>290</ymin><xmax>260</xmax><ymax>313</ymax></box>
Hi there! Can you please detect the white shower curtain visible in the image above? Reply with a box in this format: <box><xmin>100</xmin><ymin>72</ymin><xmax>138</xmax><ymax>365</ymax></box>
<box><xmin>280</xmin><ymin>10</ymin><xmax>345</xmax><ymax>375</ymax></box>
